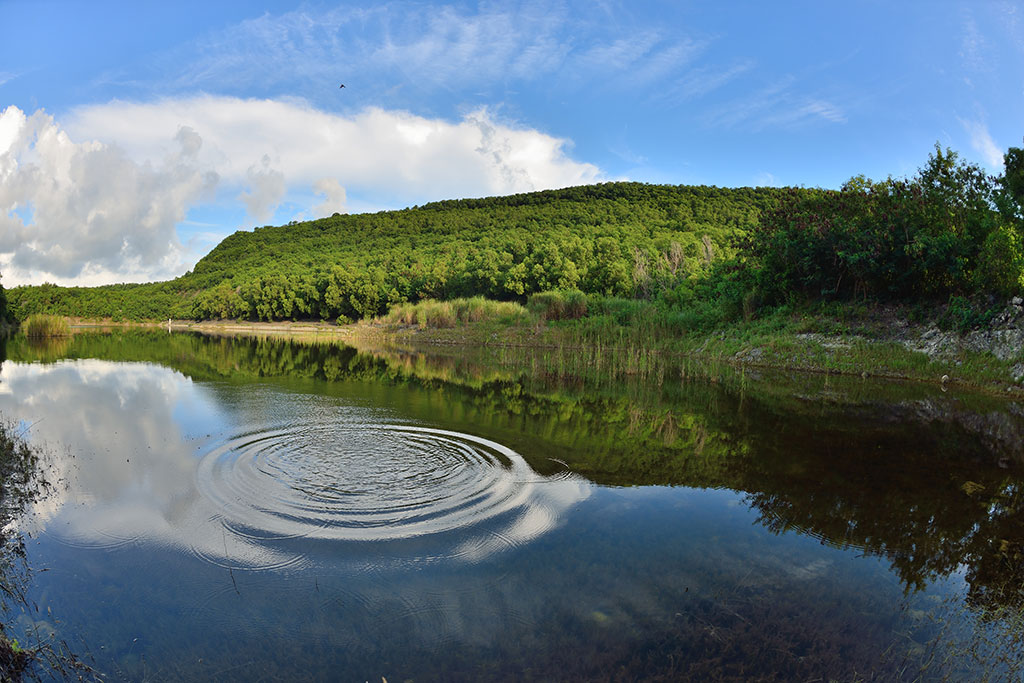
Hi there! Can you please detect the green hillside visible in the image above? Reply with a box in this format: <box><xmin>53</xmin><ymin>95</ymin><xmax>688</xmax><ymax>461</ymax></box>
<box><xmin>7</xmin><ymin>182</ymin><xmax>792</xmax><ymax>322</ymax></box>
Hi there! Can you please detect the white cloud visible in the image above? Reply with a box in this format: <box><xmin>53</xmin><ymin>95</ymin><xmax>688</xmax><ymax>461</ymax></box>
<box><xmin>0</xmin><ymin>105</ymin><xmax>218</xmax><ymax>286</ymax></box>
<box><xmin>312</xmin><ymin>178</ymin><xmax>347</xmax><ymax>217</ymax></box>
<box><xmin>2</xmin><ymin>97</ymin><xmax>603</xmax><ymax>285</ymax></box>
<box><xmin>960</xmin><ymin>117</ymin><xmax>1003</xmax><ymax>169</ymax></box>
<box><xmin>66</xmin><ymin>95</ymin><xmax>603</xmax><ymax>202</ymax></box>
<box><xmin>238</xmin><ymin>154</ymin><xmax>285</xmax><ymax>223</ymax></box>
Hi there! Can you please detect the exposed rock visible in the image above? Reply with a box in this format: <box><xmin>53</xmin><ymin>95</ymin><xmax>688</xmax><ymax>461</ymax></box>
<box><xmin>902</xmin><ymin>301</ymin><xmax>1024</xmax><ymax>364</ymax></box>
<box><xmin>795</xmin><ymin>333</ymin><xmax>861</xmax><ymax>349</ymax></box>
<box><xmin>1012</xmin><ymin>364</ymin><xmax>1024</xmax><ymax>382</ymax></box>
<box><xmin>736</xmin><ymin>347</ymin><xmax>764</xmax><ymax>363</ymax></box>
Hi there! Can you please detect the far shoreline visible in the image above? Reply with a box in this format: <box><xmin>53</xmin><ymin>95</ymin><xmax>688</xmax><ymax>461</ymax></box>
<box><xmin>54</xmin><ymin>313</ymin><xmax>1024</xmax><ymax>400</ymax></box>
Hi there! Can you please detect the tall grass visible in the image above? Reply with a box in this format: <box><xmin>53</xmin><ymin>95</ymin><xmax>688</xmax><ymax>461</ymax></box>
<box><xmin>384</xmin><ymin>297</ymin><xmax>530</xmax><ymax>328</ymax></box>
<box><xmin>23</xmin><ymin>314</ymin><xmax>70</xmax><ymax>338</ymax></box>
<box><xmin>527</xmin><ymin>289</ymin><xmax>588</xmax><ymax>320</ymax></box>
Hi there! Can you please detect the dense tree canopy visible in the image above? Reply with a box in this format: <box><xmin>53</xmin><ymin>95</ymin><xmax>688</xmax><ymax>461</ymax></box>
<box><xmin>7</xmin><ymin>182</ymin><xmax>791</xmax><ymax>322</ymax></box>
<box><xmin>744</xmin><ymin>144</ymin><xmax>1023</xmax><ymax>304</ymax></box>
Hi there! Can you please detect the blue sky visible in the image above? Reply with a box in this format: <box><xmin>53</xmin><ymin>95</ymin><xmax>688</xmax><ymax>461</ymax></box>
<box><xmin>1</xmin><ymin>0</ymin><xmax>1022</xmax><ymax>285</ymax></box>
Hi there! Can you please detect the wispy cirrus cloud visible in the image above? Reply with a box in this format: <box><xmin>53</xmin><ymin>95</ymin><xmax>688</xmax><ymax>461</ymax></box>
<box><xmin>959</xmin><ymin>117</ymin><xmax>1003</xmax><ymax>169</ymax></box>
<box><xmin>705</xmin><ymin>77</ymin><xmax>847</xmax><ymax>131</ymax></box>
<box><xmin>113</xmin><ymin>2</ymin><xmax>715</xmax><ymax>108</ymax></box>
<box><xmin>673</xmin><ymin>61</ymin><xmax>754</xmax><ymax>100</ymax></box>
<box><xmin>1000</xmin><ymin>1</ymin><xmax>1024</xmax><ymax>52</ymax></box>
<box><xmin>959</xmin><ymin>11</ymin><xmax>990</xmax><ymax>77</ymax></box>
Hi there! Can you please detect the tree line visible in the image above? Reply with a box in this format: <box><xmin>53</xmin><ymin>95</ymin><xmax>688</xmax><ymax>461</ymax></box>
<box><xmin>7</xmin><ymin>182</ymin><xmax>789</xmax><ymax>322</ymax></box>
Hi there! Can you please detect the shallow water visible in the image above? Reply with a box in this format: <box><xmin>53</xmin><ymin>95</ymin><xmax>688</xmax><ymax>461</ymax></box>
<box><xmin>1</xmin><ymin>331</ymin><xmax>1023</xmax><ymax>681</ymax></box>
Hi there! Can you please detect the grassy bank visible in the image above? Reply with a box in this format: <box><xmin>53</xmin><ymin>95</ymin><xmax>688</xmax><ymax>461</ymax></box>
<box><xmin>124</xmin><ymin>292</ymin><xmax>1024</xmax><ymax>396</ymax></box>
<box><xmin>359</xmin><ymin>294</ymin><xmax>1024</xmax><ymax>395</ymax></box>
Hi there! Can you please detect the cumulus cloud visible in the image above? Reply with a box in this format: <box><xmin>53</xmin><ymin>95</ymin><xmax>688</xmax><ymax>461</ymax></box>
<box><xmin>67</xmin><ymin>95</ymin><xmax>603</xmax><ymax>202</ymax></box>
<box><xmin>238</xmin><ymin>154</ymin><xmax>285</xmax><ymax>223</ymax></box>
<box><xmin>1</xmin><ymin>96</ymin><xmax>602</xmax><ymax>285</ymax></box>
<box><xmin>0</xmin><ymin>105</ymin><xmax>218</xmax><ymax>285</ymax></box>
<box><xmin>312</xmin><ymin>178</ymin><xmax>347</xmax><ymax>217</ymax></box>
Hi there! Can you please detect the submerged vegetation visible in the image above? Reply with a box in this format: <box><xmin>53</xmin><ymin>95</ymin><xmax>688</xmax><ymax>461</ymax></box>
<box><xmin>0</xmin><ymin>418</ymin><xmax>37</xmax><ymax>680</ymax></box>
<box><xmin>0</xmin><ymin>415</ymin><xmax>92</xmax><ymax>681</ymax></box>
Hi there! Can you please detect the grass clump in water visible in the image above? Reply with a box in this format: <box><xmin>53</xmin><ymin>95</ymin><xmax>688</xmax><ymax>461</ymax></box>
<box><xmin>23</xmin><ymin>314</ymin><xmax>70</xmax><ymax>338</ymax></box>
<box><xmin>384</xmin><ymin>297</ymin><xmax>529</xmax><ymax>329</ymax></box>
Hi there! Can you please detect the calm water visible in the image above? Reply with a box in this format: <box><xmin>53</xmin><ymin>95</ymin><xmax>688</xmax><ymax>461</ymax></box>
<box><xmin>1</xmin><ymin>331</ymin><xmax>1023</xmax><ymax>681</ymax></box>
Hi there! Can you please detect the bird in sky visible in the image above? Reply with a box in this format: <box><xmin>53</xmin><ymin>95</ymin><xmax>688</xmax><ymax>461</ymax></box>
<box><xmin>339</xmin><ymin>84</ymin><xmax>345</xmax><ymax>89</ymax></box>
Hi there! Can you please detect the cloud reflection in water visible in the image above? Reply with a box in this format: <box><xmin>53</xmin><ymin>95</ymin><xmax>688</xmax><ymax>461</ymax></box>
<box><xmin>0</xmin><ymin>360</ymin><xmax>590</xmax><ymax>570</ymax></box>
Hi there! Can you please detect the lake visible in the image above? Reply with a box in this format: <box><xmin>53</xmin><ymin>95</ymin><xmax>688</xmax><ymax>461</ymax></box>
<box><xmin>1</xmin><ymin>330</ymin><xmax>1022</xmax><ymax>681</ymax></box>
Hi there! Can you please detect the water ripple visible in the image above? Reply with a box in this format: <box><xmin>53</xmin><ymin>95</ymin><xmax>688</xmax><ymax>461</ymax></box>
<box><xmin>193</xmin><ymin>423</ymin><xmax>590</xmax><ymax>567</ymax></box>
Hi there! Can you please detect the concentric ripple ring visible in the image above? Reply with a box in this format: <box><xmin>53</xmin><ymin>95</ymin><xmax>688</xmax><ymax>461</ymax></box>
<box><xmin>196</xmin><ymin>423</ymin><xmax>561</xmax><ymax>544</ymax></box>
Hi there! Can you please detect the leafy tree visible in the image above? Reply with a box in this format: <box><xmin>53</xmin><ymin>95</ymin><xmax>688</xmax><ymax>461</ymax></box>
<box><xmin>1001</xmin><ymin>141</ymin><xmax>1024</xmax><ymax>221</ymax></box>
<box><xmin>746</xmin><ymin>145</ymin><xmax>1008</xmax><ymax>303</ymax></box>
<box><xmin>0</xmin><ymin>274</ymin><xmax>7</xmax><ymax>324</ymax></box>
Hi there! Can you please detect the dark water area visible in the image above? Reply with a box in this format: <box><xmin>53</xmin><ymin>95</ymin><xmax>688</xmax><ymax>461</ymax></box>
<box><xmin>1</xmin><ymin>331</ymin><xmax>1023</xmax><ymax>681</ymax></box>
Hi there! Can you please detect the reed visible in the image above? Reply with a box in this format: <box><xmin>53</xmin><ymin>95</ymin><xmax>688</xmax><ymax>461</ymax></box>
<box><xmin>384</xmin><ymin>297</ymin><xmax>529</xmax><ymax>329</ymax></box>
<box><xmin>23</xmin><ymin>314</ymin><xmax>70</xmax><ymax>338</ymax></box>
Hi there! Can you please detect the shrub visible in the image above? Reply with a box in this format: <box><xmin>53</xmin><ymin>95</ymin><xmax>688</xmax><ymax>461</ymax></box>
<box><xmin>976</xmin><ymin>223</ymin><xmax>1024</xmax><ymax>296</ymax></box>
<box><xmin>937</xmin><ymin>296</ymin><xmax>998</xmax><ymax>333</ymax></box>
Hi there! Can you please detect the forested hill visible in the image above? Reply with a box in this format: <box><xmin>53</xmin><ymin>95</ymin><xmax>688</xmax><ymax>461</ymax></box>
<box><xmin>8</xmin><ymin>181</ymin><xmax>795</xmax><ymax>322</ymax></box>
